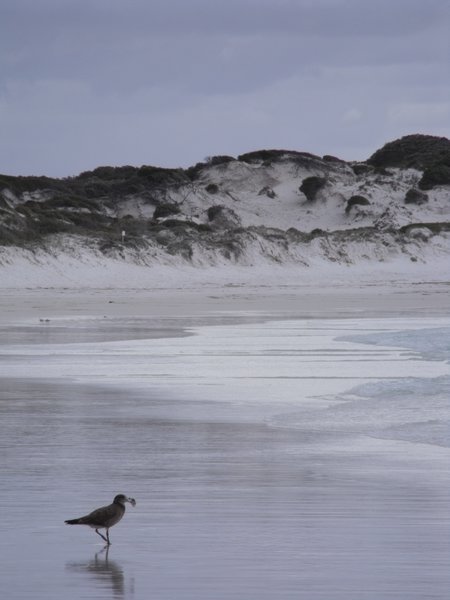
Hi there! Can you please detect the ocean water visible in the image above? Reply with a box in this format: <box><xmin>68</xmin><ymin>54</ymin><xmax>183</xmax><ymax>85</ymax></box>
<box><xmin>0</xmin><ymin>314</ymin><xmax>449</xmax><ymax>599</ymax></box>
<box><xmin>336</xmin><ymin>327</ymin><xmax>450</xmax><ymax>448</ymax></box>
<box><xmin>272</xmin><ymin>326</ymin><xmax>450</xmax><ymax>449</ymax></box>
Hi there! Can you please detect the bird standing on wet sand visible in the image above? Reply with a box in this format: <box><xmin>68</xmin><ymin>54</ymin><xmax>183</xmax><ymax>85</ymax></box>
<box><xmin>65</xmin><ymin>494</ymin><xmax>136</xmax><ymax>545</ymax></box>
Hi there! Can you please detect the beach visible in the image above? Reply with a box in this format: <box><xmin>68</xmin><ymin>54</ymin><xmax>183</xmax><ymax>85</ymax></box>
<box><xmin>1</xmin><ymin>279</ymin><xmax>449</xmax><ymax>599</ymax></box>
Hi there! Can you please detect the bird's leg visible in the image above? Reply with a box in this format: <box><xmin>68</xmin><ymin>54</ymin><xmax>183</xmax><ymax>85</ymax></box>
<box><xmin>95</xmin><ymin>529</ymin><xmax>109</xmax><ymax>544</ymax></box>
<box><xmin>106</xmin><ymin>529</ymin><xmax>111</xmax><ymax>545</ymax></box>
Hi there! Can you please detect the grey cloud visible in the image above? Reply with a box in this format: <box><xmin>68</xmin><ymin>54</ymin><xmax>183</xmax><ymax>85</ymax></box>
<box><xmin>3</xmin><ymin>0</ymin><xmax>447</xmax><ymax>37</ymax></box>
<box><xmin>2</xmin><ymin>19</ymin><xmax>447</xmax><ymax>97</ymax></box>
<box><xmin>2</xmin><ymin>1</ymin><xmax>448</xmax><ymax>85</ymax></box>
<box><xmin>0</xmin><ymin>0</ymin><xmax>449</xmax><ymax>176</ymax></box>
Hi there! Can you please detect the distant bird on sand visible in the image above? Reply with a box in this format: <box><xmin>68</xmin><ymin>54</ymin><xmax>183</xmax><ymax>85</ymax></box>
<box><xmin>65</xmin><ymin>494</ymin><xmax>136</xmax><ymax>545</ymax></box>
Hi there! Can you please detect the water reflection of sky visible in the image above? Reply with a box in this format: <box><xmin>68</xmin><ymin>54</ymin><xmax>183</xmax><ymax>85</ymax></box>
<box><xmin>1</xmin><ymin>316</ymin><xmax>450</xmax><ymax>599</ymax></box>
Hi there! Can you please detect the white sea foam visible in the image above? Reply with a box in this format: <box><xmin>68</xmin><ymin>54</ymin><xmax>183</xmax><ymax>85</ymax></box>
<box><xmin>1</xmin><ymin>314</ymin><xmax>448</xmax><ymax>448</ymax></box>
<box><xmin>271</xmin><ymin>324</ymin><xmax>450</xmax><ymax>448</ymax></box>
<box><xmin>332</xmin><ymin>326</ymin><xmax>450</xmax><ymax>447</ymax></box>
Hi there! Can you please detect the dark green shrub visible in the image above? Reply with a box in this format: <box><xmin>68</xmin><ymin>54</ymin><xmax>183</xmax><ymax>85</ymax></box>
<box><xmin>238</xmin><ymin>149</ymin><xmax>319</xmax><ymax>164</ymax></box>
<box><xmin>77</xmin><ymin>165</ymin><xmax>138</xmax><ymax>180</ymax></box>
<box><xmin>116</xmin><ymin>216</ymin><xmax>148</xmax><ymax>236</ymax></box>
<box><xmin>33</xmin><ymin>216</ymin><xmax>71</xmax><ymax>235</ymax></box>
<box><xmin>374</xmin><ymin>166</ymin><xmax>390</xmax><ymax>176</ymax></box>
<box><xmin>238</xmin><ymin>149</ymin><xmax>287</xmax><ymax>163</ymax></box>
<box><xmin>138</xmin><ymin>166</ymin><xmax>187</xmax><ymax>187</ymax></box>
<box><xmin>153</xmin><ymin>203</ymin><xmax>181</xmax><ymax>219</ymax></box>
<box><xmin>64</xmin><ymin>211</ymin><xmax>111</xmax><ymax>230</ymax></box>
<box><xmin>404</xmin><ymin>188</ymin><xmax>428</xmax><ymax>204</ymax></box>
<box><xmin>310</xmin><ymin>228</ymin><xmax>326</xmax><ymax>237</ymax></box>
<box><xmin>345</xmin><ymin>195</ymin><xmax>370</xmax><ymax>214</ymax></box>
<box><xmin>206</xmin><ymin>155</ymin><xmax>235</xmax><ymax>166</ymax></box>
<box><xmin>323</xmin><ymin>155</ymin><xmax>345</xmax><ymax>163</ymax></box>
<box><xmin>300</xmin><ymin>176</ymin><xmax>326</xmax><ymax>201</ymax></box>
<box><xmin>399</xmin><ymin>222</ymin><xmax>450</xmax><ymax>235</ymax></box>
<box><xmin>197</xmin><ymin>223</ymin><xmax>213</xmax><ymax>232</ymax></box>
<box><xmin>207</xmin><ymin>205</ymin><xmax>223</xmax><ymax>221</ymax></box>
<box><xmin>0</xmin><ymin>175</ymin><xmax>61</xmax><ymax>194</ymax></box>
<box><xmin>419</xmin><ymin>163</ymin><xmax>450</xmax><ymax>190</ymax></box>
<box><xmin>83</xmin><ymin>181</ymin><xmax>111</xmax><ymax>198</ymax></box>
<box><xmin>112</xmin><ymin>179</ymin><xmax>144</xmax><ymax>195</ymax></box>
<box><xmin>160</xmin><ymin>219</ymin><xmax>207</xmax><ymax>232</ymax></box>
<box><xmin>352</xmin><ymin>163</ymin><xmax>372</xmax><ymax>176</ymax></box>
<box><xmin>44</xmin><ymin>195</ymin><xmax>101</xmax><ymax>212</ymax></box>
<box><xmin>368</xmin><ymin>134</ymin><xmax>450</xmax><ymax>169</ymax></box>
<box><xmin>185</xmin><ymin>162</ymin><xmax>206</xmax><ymax>181</ymax></box>
<box><xmin>205</xmin><ymin>183</ymin><xmax>219</xmax><ymax>194</ymax></box>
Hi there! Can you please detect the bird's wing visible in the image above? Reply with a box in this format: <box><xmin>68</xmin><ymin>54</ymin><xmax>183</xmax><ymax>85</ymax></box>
<box><xmin>79</xmin><ymin>503</ymin><xmax>116</xmax><ymax>526</ymax></box>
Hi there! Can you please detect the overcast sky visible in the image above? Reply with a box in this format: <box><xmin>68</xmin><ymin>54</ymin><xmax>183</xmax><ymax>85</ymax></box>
<box><xmin>1</xmin><ymin>0</ymin><xmax>449</xmax><ymax>177</ymax></box>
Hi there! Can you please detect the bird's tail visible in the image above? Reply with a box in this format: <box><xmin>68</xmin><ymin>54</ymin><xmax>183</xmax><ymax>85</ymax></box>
<box><xmin>65</xmin><ymin>518</ymin><xmax>81</xmax><ymax>525</ymax></box>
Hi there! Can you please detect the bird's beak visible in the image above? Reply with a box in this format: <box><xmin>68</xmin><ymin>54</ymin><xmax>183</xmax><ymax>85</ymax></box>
<box><xmin>128</xmin><ymin>497</ymin><xmax>136</xmax><ymax>507</ymax></box>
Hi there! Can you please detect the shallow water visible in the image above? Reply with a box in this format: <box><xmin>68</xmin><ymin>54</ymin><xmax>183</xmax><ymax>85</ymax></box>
<box><xmin>1</xmin><ymin>314</ymin><xmax>449</xmax><ymax>599</ymax></box>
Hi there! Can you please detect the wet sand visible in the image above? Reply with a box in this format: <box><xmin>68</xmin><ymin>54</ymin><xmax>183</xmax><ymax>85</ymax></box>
<box><xmin>1</xmin><ymin>279</ymin><xmax>449</xmax><ymax>327</ymax></box>
<box><xmin>1</xmin><ymin>376</ymin><xmax>449</xmax><ymax>600</ymax></box>
<box><xmin>1</xmin><ymin>283</ymin><xmax>449</xmax><ymax>599</ymax></box>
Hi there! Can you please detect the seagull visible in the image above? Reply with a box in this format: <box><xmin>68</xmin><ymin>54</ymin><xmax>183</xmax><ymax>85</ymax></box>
<box><xmin>65</xmin><ymin>494</ymin><xmax>136</xmax><ymax>545</ymax></box>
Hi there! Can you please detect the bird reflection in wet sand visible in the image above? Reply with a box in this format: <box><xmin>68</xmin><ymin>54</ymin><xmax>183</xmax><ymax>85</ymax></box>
<box><xmin>66</xmin><ymin>545</ymin><xmax>133</xmax><ymax>599</ymax></box>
